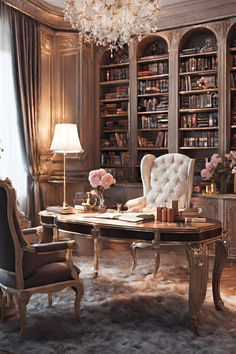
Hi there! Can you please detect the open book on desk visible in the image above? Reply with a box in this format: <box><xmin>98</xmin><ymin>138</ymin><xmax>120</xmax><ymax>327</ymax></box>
<box><xmin>84</xmin><ymin>212</ymin><xmax>155</xmax><ymax>223</ymax></box>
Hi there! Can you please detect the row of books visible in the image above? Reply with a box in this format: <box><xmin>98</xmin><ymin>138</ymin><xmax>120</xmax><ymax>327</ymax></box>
<box><xmin>138</xmin><ymin>79</ymin><xmax>168</xmax><ymax>95</ymax></box>
<box><xmin>137</xmin><ymin>61</ymin><xmax>168</xmax><ymax>77</ymax></box>
<box><xmin>231</xmin><ymin>133</ymin><xmax>236</xmax><ymax>148</ymax></box>
<box><xmin>138</xmin><ymin>131</ymin><xmax>168</xmax><ymax>148</ymax></box>
<box><xmin>232</xmin><ymin>54</ymin><xmax>236</xmax><ymax>67</ymax></box>
<box><xmin>101</xmin><ymin>67</ymin><xmax>129</xmax><ymax>82</ymax></box>
<box><xmin>103</xmin><ymin>119</ymin><xmax>128</xmax><ymax>130</ymax></box>
<box><xmin>181</xmin><ymin>92</ymin><xmax>218</xmax><ymax>109</ymax></box>
<box><xmin>103</xmin><ymin>86</ymin><xmax>128</xmax><ymax>100</ymax></box>
<box><xmin>180</xmin><ymin>112</ymin><xmax>218</xmax><ymax>128</ymax></box>
<box><xmin>101</xmin><ymin>102</ymin><xmax>128</xmax><ymax>115</ymax></box>
<box><xmin>140</xmin><ymin>114</ymin><xmax>168</xmax><ymax>129</ymax></box>
<box><xmin>101</xmin><ymin>151</ymin><xmax>129</xmax><ymax>166</ymax></box>
<box><xmin>230</xmin><ymin>71</ymin><xmax>236</xmax><ymax>88</ymax></box>
<box><xmin>101</xmin><ymin>132</ymin><xmax>128</xmax><ymax>148</ymax></box>
<box><xmin>104</xmin><ymin>168</ymin><xmax>129</xmax><ymax>181</ymax></box>
<box><xmin>180</xmin><ymin>75</ymin><xmax>217</xmax><ymax>91</ymax></box>
<box><xmin>138</xmin><ymin>97</ymin><xmax>168</xmax><ymax>112</ymax></box>
<box><xmin>179</xmin><ymin>56</ymin><xmax>217</xmax><ymax>73</ymax></box>
<box><xmin>182</xmin><ymin>131</ymin><xmax>218</xmax><ymax>147</ymax></box>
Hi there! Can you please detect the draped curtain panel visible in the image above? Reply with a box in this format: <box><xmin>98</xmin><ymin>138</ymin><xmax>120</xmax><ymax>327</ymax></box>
<box><xmin>1</xmin><ymin>3</ymin><xmax>41</xmax><ymax>225</ymax></box>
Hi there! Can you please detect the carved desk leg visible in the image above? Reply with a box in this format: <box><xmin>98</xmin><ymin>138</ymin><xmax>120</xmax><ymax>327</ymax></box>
<box><xmin>212</xmin><ymin>233</ymin><xmax>228</xmax><ymax>311</ymax></box>
<box><xmin>185</xmin><ymin>242</ymin><xmax>208</xmax><ymax>335</ymax></box>
<box><xmin>130</xmin><ymin>230</ymin><xmax>160</xmax><ymax>277</ymax></box>
<box><xmin>92</xmin><ymin>226</ymin><xmax>101</xmax><ymax>279</ymax></box>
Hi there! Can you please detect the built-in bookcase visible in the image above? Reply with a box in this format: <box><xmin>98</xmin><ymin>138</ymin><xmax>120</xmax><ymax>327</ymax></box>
<box><xmin>178</xmin><ymin>29</ymin><xmax>219</xmax><ymax>178</ymax></box>
<box><xmin>99</xmin><ymin>46</ymin><xmax>130</xmax><ymax>181</ymax></box>
<box><xmin>136</xmin><ymin>36</ymin><xmax>169</xmax><ymax>167</ymax></box>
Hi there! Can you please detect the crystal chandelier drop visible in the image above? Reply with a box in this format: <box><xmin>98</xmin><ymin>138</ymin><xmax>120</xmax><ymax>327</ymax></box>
<box><xmin>64</xmin><ymin>0</ymin><xmax>159</xmax><ymax>50</ymax></box>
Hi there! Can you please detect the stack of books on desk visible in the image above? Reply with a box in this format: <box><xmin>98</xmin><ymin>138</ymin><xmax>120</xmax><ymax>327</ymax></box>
<box><xmin>175</xmin><ymin>208</ymin><xmax>206</xmax><ymax>222</ymax></box>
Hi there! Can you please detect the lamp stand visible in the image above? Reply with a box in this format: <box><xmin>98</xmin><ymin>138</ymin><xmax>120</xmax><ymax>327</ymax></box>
<box><xmin>63</xmin><ymin>152</ymin><xmax>67</xmax><ymax>208</ymax></box>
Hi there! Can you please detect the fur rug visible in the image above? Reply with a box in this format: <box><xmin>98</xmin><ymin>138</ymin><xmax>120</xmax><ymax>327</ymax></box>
<box><xmin>0</xmin><ymin>249</ymin><xmax>235</xmax><ymax>354</ymax></box>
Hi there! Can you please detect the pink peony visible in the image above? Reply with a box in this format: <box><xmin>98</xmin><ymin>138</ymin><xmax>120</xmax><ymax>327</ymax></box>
<box><xmin>210</xmin><ymin>153</ymin><xmax>222</xmax><ymax>166</ymax></box>
<box><xmin>101</xmin><ymin>173</ymin><xmax>116</xmax><ymax>189</ymax></box>
<box><xmin>89</xmin><ymin>170</ymin><xmax>101</xmax><ymax>188</ymax></box>
<box><xmin>201</xmin><ymin>168</ymin><xmax>212</xmax><ymax>180</ymax></box>
<box><xmin>206</xmin><ymin>161</ymin><xmax>214</xmax><ymax>170</ymax></box>
<box><xmin>88</xmin><ymin>169</ymin><xmax>116</xmax><ymax>189</ymax></box>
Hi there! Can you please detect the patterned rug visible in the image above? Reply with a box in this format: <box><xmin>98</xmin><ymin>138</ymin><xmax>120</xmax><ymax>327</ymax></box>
<box><xmin>0</xmin><ymin>249</ymin><xmax>235</xmax><ymax>354</ymax></box>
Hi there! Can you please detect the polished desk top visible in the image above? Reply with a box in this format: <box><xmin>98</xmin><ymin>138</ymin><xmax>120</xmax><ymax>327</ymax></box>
<box><xmin>40</xmin><ymin>211</ymin><xmax>222</xmax><ymax>243</ymax></box>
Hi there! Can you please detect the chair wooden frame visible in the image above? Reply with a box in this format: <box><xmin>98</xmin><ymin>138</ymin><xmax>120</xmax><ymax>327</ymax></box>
<box><xmin>0</xmin><ymin>178</ymin><xmax>84</xmax><ymax>341</ymax></box>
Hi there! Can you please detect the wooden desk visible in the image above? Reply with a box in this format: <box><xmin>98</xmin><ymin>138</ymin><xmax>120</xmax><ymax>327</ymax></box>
<box><xmin>40</xmin><ymin>211</ymin><xmax>227</xmax><ymax>334</ymax></box>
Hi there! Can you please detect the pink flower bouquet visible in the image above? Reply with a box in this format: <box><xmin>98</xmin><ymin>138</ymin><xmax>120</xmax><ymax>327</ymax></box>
<box><xmin>88</xmin><ymin>169</ymin><xmax>116</xmax><ymax>189</ymax></box>
<box><xmin>88</xmin><ymin>169</ymin><xmax>116</xmax><ymax>207</ymax></box>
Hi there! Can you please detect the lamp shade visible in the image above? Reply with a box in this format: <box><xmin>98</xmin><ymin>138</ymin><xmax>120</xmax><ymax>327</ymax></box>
<box><xmin>50</xmin><ymin>123</ymin><xmax>84</xmax><ymax>153</ymax></box>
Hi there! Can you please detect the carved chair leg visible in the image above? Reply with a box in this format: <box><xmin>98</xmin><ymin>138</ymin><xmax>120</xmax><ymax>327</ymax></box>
<box><xmin>185</xmin><ymin>242</ymin><xmax>208</xmax><ymax>335</ymax></box>
<box><xmin>130</xmin><ymin>241</ymin><xmax>152</xmax><ymax>274</ymax></box>
<box><xmin>15</xmin><ymin>293</ymin><xmax>30</xmax><ymax>342</ymax></box>
<box><xmin>48</xmin><ymin>293</ymin><xmax>52</xmax><ymax>307</ymax></box>
<box><xmin>212</xmin><ymin>235</ymin><xmax>228</xmax><ymax>311</ymax></box>
<box><xmin>72</xmin><ymin>281</ymin><xmax>84</xmax><ymax>321</ymax></box>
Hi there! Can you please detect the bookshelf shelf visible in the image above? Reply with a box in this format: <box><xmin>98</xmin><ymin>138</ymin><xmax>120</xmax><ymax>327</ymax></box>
<box><xmin>100</xmin><ymin>79</ymin><xmax>129</xmax><ymax>86</ymax></box>
<box><xmin>100</xmin><ymin>147</ymin><xmax>129</xmax><ymax>151</ymax></box>
<box><xmin>179</xmin><ymin>107</ymin><xmax>218</xmax><ymax>113</ymax></box>
<box><xmin>179</xmin><ymin>89</ymin><xmax>218</xmax><ymax>95</ymax></box>
<box><xmin>179</xmin><ymin>50</ymin><xmax>217</xmax><ymax>58</ymax></box>
<box><xmin>137</xmin><ymin>147</ymin><xmax>168</xmax><ymax>151</ymax></box>
<box><xmin>138</xmin><ymin>93</ymin><xmax>168</xmax><ymax>98</ymax></box>
<box><xmin>179</xmin><ymin>146</ymin><xmax>218</xmax><ymax>150</ymax></box>
<box><xmin>100</xmin><ymin>98</ymin><xmax>128</xmax><ymax>103</ymax></box>
<box><xmin>179</xmin><ymin>69</ymin><xmax>217</xmax><ymax>76</ymax></box>
<box><xmin>101</xmin><ymin>113</ymin><xmax>128</xmax><ymax>118</ymax></box>
<box><xmin>137</xmin><ymin>54</ymin><xmax>168</xmax><ymax>64</ymax></box>
<box><xmin>138</xmin><ymin>128</ymin><xmax>168</xmax><ymax>131</ymax></box>
<box><xmin>137</xmin><ymin>73</ymin><xmax>169</xmax><ymax>80</ymax></box>
<box><xmin>179</xmin><ymin>127</ymin><xmax>218</xmax><ymax>131</ymax></box>
<box><xmin>138</xmin><ymin>110</ymin><xmax>168</xmax><ymax>115</ymax></box>
<box><xmin>100</xmin><ymin>62</ymin><xmax>129</xmax><ymax>69</ymax></box>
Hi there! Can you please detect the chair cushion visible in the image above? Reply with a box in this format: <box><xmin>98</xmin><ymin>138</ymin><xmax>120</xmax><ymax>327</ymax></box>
<box><xmin>146</xmin><ymin>154</ymin><xmax>191</xmax><ymax>208</ymax></box>
<box><xmin>24</xmin><ymin>262</ymin><xmax>78</xmax><ymax>289</ymax></box>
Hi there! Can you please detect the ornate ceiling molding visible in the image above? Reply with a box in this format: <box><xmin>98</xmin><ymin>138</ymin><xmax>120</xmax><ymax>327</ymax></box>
<box><xmin>2</xmin><ymin>0</ymin><xmax>71</xmax><ymax>30</ymax></box>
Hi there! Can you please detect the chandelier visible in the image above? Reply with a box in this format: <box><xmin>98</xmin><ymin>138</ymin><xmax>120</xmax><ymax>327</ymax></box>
<box><xmin>64</xmin><ymin>0</ymin><xmax>159</xmax><ymax>50</ymax></box>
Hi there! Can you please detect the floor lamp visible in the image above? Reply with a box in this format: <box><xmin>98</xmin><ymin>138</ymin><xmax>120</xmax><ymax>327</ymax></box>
<box><xmin>50</xmin><ymin>123</ymin><xmax>84</xmax><ymax>213</ymax></box>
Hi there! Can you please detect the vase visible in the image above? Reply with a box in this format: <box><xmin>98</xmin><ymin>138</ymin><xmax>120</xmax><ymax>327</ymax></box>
<box><xmin>217</xmin><ymin>173</ymin><xmax>231</xmax><ymax>194</ymax></box>
<box><xmin>93</xmin><ymin>187</ymin><xmax>105</xmax><ymax>208</ymax></box>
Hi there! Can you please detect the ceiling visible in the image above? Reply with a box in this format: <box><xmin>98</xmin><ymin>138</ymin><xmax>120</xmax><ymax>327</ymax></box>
<box><xmin>42</xmin><ymin>0</ymin><xmax>186</xmax><ymax>10</ymax></box>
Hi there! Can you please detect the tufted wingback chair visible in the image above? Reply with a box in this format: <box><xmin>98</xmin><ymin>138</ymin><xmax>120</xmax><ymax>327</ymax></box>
<box><xmin>0</xmin><ymin>178</ymin><xmax>84</xmax><ymax>341</ymax></box>
<box><xmin>126</xmin><ymin>153</ymin><xmax>195</xmax><ymax>212</ymax></box>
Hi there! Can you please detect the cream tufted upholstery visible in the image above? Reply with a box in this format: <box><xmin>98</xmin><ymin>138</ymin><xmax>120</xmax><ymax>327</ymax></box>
<box><xmin>126</xmin><ymin>153</ymin><xmax>195</xmax><ymax>211</ymax></box>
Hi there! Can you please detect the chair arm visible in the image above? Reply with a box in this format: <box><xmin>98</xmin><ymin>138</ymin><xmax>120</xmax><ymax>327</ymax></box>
<box><xmin>23</xmin><ymin>226</ymin><xmax>43</xmax><ymax>244</ymax></box>
<box><xmin>125</xmin><ymin>196</ymin><xmax>146</xmax><ymax>212</ymax></box>
<box><xmin>24</xmin><ymin>240</ymin><xmax>77</xmax><ymax>253</ymax></box>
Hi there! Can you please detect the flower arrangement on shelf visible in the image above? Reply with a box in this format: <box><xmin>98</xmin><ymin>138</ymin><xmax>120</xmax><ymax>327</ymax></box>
<box><xmin>88</xmin><ymin>169</ymin><xmax>116</xmax><ymax>207</ymax></box>
<box><xmin>201</xmin><ymin>151</ymin><xmax>236</xmax><ymax>193</ymax></box>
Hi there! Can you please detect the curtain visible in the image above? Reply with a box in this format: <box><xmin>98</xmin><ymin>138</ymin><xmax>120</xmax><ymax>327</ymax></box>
<box><xmin>0</xmin><ymin>3</ymin><xmax>28</xmax><ymax>212</ymax></box>
<box><xmin>10</xmin><ymin>5</ymin><xmax>41</xmax><ymax>225</ymax></box>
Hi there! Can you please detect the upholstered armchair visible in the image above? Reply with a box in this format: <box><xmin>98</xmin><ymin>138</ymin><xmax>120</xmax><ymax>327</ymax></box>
<box><xmin>0</xmin><ymin>178</ymin><xmax>84</xmax><ymax>341</ymax></box>
<box><xmin>126</xmin><ymin>153</ymin><xmax>195</xmax><ymax>211</ymax></box>
<box><xmin>125</xmin><ymin>153</ymin><xmax>195</xmax><ymax>274</ymax></box>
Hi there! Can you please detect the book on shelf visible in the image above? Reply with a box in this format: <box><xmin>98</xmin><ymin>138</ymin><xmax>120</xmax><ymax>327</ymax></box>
<box><xmin>84</xmin><ymin>212</ymin><xmax>155</xmax><ymax>223</ymax></box>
